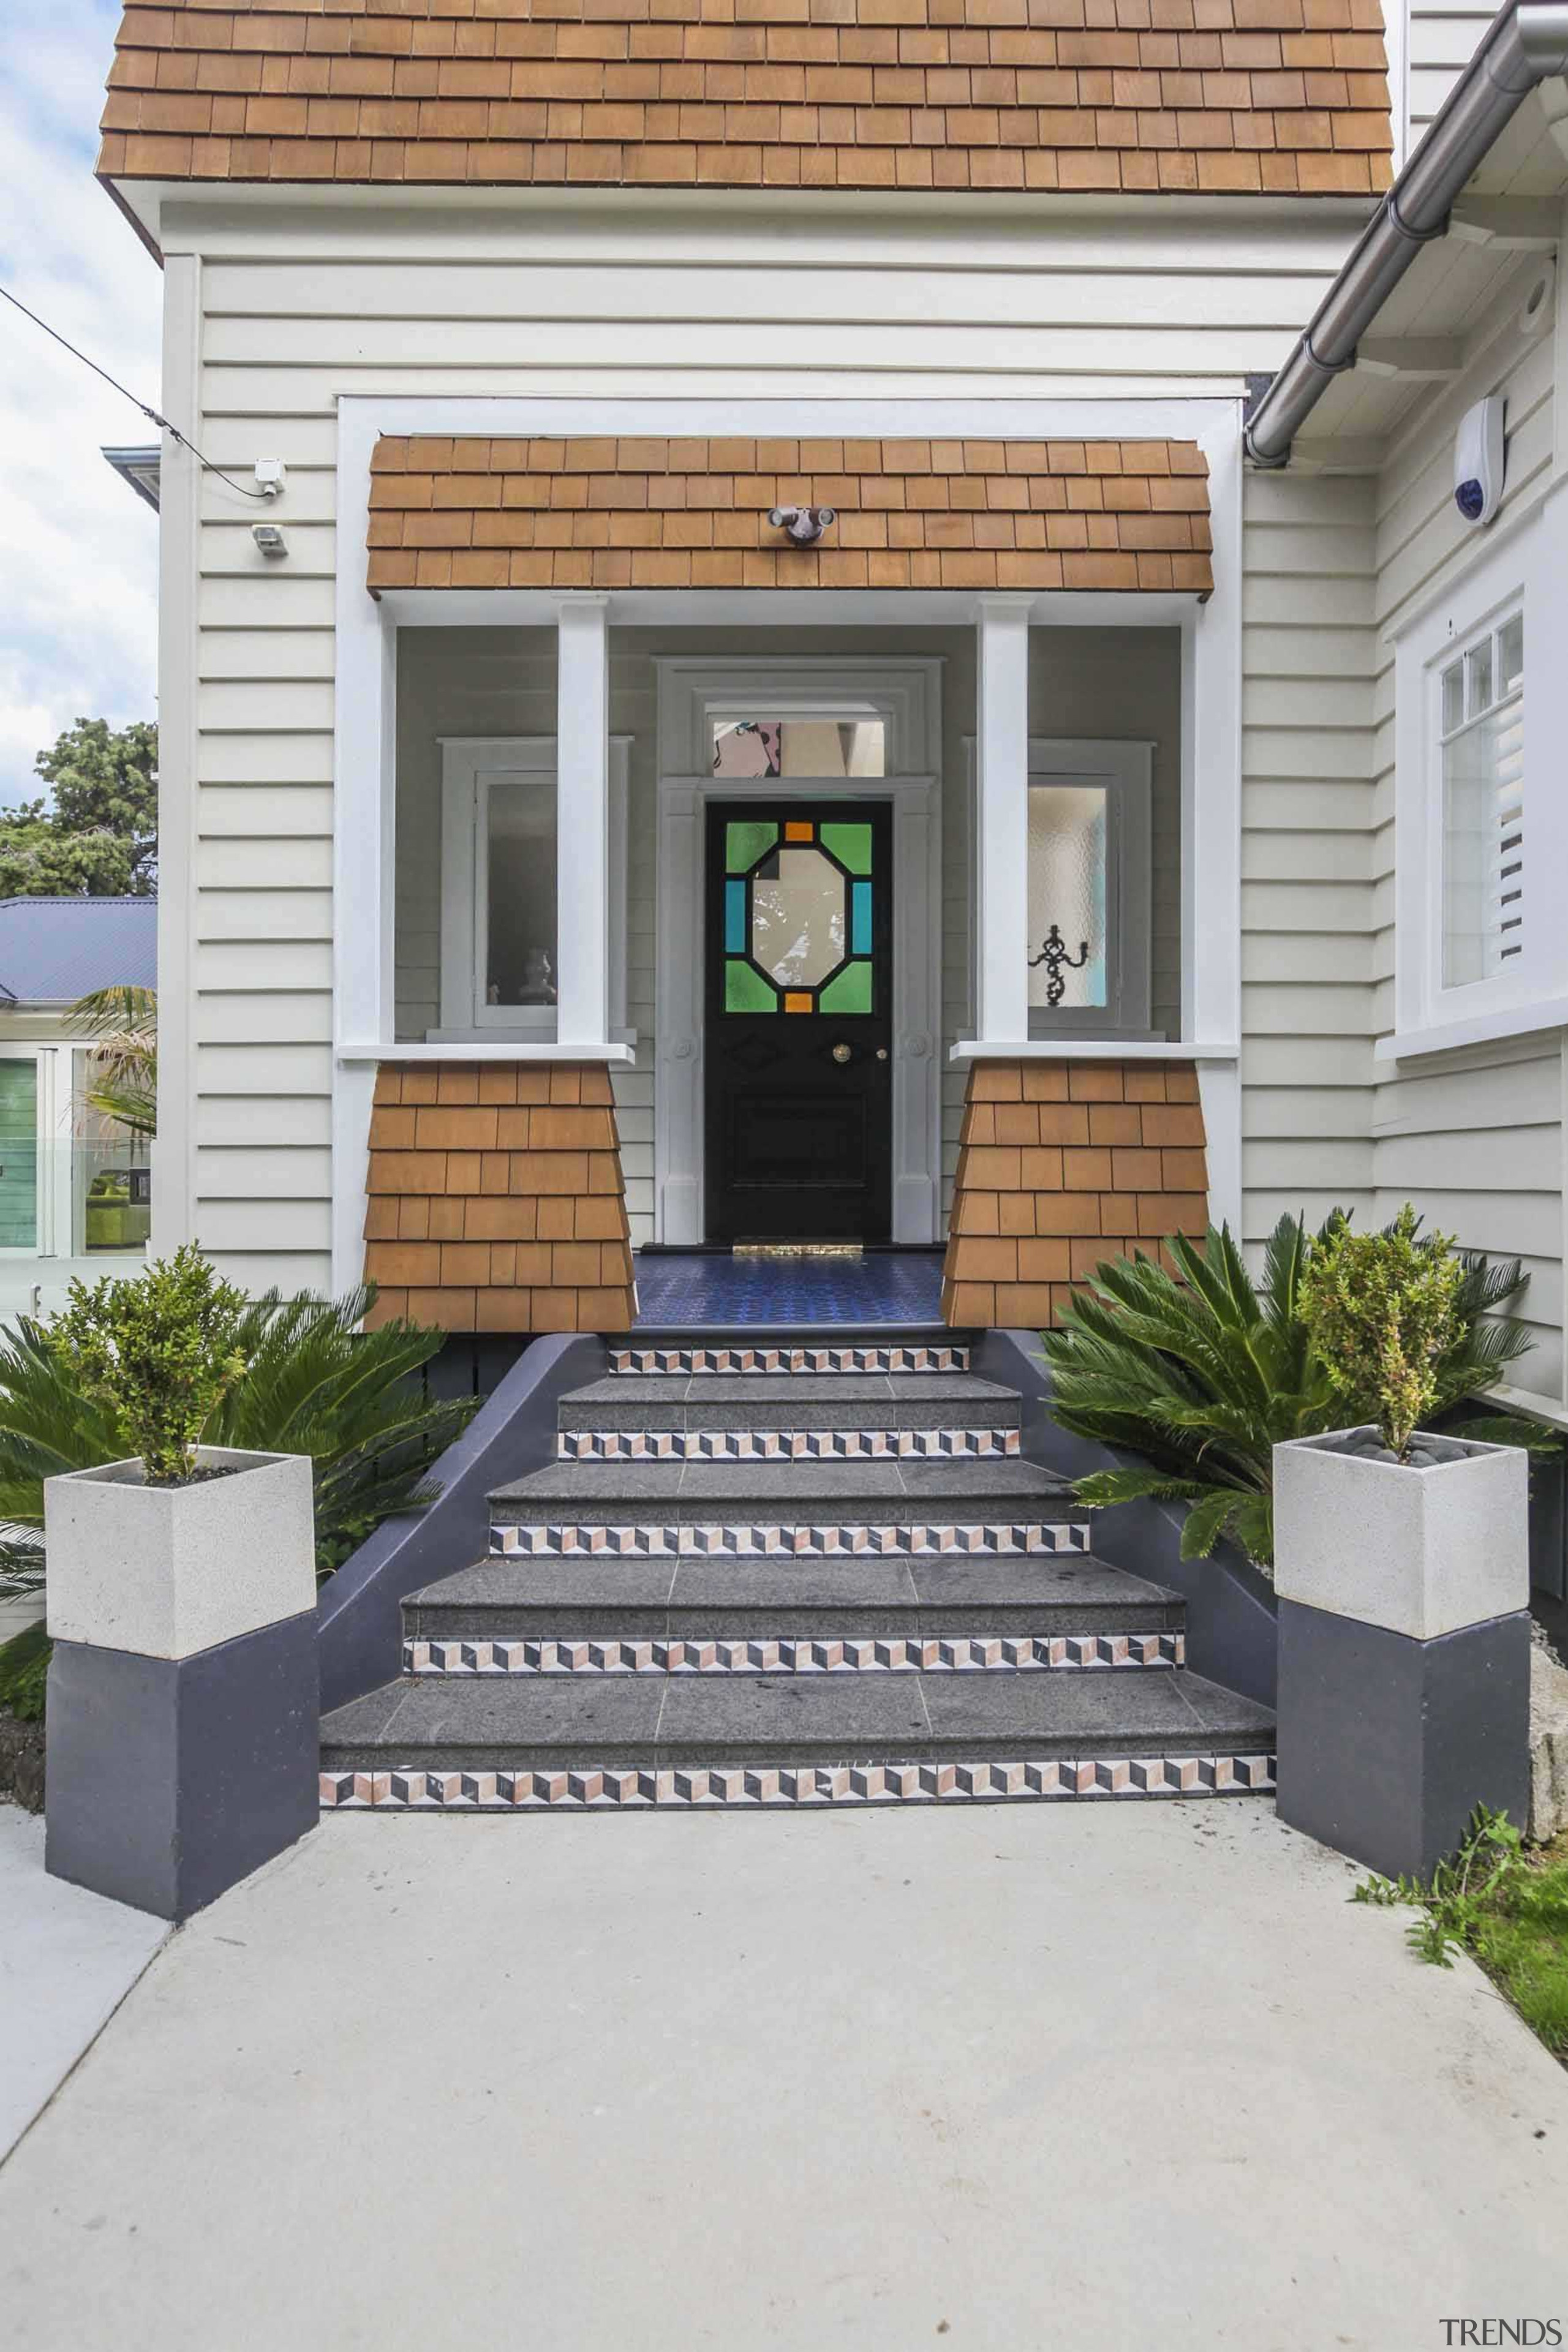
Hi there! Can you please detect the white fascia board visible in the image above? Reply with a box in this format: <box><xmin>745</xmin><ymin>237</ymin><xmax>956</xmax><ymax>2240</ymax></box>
<box><xmin>337</xmin><ymin>1041</ymin><xmax>638</xmax><ymax>1065</ymax></box>
<box><xmin>950</xmin><ymin>1039</ymin><xmax>1239</xmax><ymax>1061</ymax></box>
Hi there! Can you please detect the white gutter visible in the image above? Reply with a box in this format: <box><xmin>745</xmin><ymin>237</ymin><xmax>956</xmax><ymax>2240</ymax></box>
<box><xmin>1245</xmin><ymin>0</ymin><xmax>1568</xmax><ymax>467</ymax></box>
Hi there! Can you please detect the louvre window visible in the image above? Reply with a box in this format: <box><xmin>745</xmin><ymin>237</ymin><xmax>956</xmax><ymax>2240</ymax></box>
<box><xmin>1441</xmin><ymin>610</ymin><xmax>1524</xmax><ymax>987</ymax></box>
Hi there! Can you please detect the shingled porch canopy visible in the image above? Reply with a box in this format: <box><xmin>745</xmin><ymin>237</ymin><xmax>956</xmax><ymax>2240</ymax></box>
<box><xmin>354</xmin><ymin>430</ymin><xmax>1220</xmax><ymax>1327</ymax></box>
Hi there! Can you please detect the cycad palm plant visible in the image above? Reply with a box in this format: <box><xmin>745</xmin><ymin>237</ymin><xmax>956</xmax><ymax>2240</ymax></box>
<box><xmin>70</xmin><ymin>984</ymin><xmax>157</xmax><ymax>1137</ymax></box>
<box><xmin>1042</xmin><ymin>1212</ymin><xmax>1542</xmax><ymax>1570</ymax></box>
<box><xmin>0</xmin><ymin>1283</ymin><xmax>475</xmax><ymax>1597</ymax></box>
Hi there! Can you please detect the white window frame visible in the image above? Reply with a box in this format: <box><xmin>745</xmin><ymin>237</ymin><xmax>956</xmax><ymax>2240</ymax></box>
<box><xmin>0</xmin><ymin>1042</ymin><xmax>151</xmax><ymax>1262</ymax></box>
<box><xmin>434</xmin><ymin>734</ymin><xmax>631</xmax><ymax>1043</ymax></box>
<box><xmin>1392</xmin><ymin>512</ymin><xmax>1561</xmax><ymax>1047</ymax></box>
<box><xmin>1025</xmin><ymin>737</ymin><xmax>1153</xmax><ymax>1040</ymax></box>
<box><xmin>961</xmin><ymin>736</ymin><xmax>1155</xmax><ymax>1040</ymax></box>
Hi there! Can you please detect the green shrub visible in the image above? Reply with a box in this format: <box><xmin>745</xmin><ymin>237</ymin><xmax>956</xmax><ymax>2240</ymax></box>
<box><xmin>1041</xmin><ymin>1210</ymin><xmax>1546</xmax><ymax>1569</ymax></box>
<box><xmin>50</xmin><ymin>1244</ymin><xmax>249</xmax><ymax>1484</ymax></box>
<box><xmin>0</xmin><ymin>1620</ymin><xmax>48</xmax><ymax>1724</ymax></box>
<box><xmin>0</xmin><ymin>1281</ymin><xmax>477</xmax><ymax>1602</ymax></box>
<box><xmin>1298</xmin><ymin>1204</ymin><xmax>1465</xmax><ymax>1460</ymax></box>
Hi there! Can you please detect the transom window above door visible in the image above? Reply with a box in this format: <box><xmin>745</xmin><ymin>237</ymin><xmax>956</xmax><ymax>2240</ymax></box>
<box><xmin>712</xmin><ymin>717</ymin><xmax>887</xmax><ymax>778</ymax></box>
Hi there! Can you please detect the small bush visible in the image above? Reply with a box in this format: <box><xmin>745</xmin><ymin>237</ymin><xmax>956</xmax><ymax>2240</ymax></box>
<box><xmin>48</xmin><ymin>1244</ymin><xmax>249</xmax><ymax>1484</ymax></box>
<box><xmin>1298</xmin><ymin>1205</ymin><xmax>1465</xmax><ymax>1460</ymax></box>
<box><xmin>0</xmin><ymin>1621</ymin><xmax>48</xmax><ymax>1724</ymax></box>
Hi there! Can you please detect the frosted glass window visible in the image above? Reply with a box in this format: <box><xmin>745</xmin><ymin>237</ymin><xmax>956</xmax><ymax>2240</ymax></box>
<box><xmin>484</xmin><ymin>775</ymin><xmax>558</xmax><ymax>1008</ymax></box>
<box><xmin>712</xmin><ymin>718</ymin><xmax>885</xmax><ymax>777</ymax></box>
<box><xmin>1027</xmin><ymin>784</ymin><xmax>1109</xmax><ymax>1011</ymax></box>
<box><xmin>1441</xmin><ymin>609</ymin><xmax>1523</xmax><ymax>987</ymax></box>
<box><xmin>751</xmin><ymin>845</ymin><xmax>847</xmax><ymax>987</ymax></box>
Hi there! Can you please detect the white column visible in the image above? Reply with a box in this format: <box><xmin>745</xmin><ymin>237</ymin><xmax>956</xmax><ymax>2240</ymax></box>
<box><xmin>974</xmin><ymin>595</ymin><xmax>1033</xmax><ymax>1046</ymax></box>
<box><xmin>554</xmin><ymin>593</ymin><xmax>611</xmax><ymax>1048</ymax></box>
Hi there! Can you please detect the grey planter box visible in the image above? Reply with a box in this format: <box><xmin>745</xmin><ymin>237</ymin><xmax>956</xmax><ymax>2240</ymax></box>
<box><xmin>1273</xmin><ymin>1426</ymin><xmax>1531</xmax><ymax>1879</ymax></box>
<box><xmin>43</xmin><ymin>1447</ymin><xmax>319</xmax><ymax>1921</ymax></box>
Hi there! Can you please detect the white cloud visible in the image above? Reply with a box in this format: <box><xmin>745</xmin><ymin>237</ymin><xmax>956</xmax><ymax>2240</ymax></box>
<box><xmin>0</xmin><ymin>1</ymin><xmax>160</xmax><ymax>807</ymax></box>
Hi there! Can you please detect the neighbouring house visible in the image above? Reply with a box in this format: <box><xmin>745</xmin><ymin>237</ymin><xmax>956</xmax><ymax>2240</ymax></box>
<box><xmin>0</xmin><ymin>896</ymin><xmax>156</xmax><ymax>1321</ymax></box>
<box><xmin>89</xmin><ymin>0</ymin><xmax>1568</xmax><ymax>1412</ymax></box>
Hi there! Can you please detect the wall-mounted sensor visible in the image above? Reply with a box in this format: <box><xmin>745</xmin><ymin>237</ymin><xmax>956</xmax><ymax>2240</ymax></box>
<box><xmin>1454</xmin><ymin>396</ymin><xmax>1505</xmax><ymax>526</ymax></box>
<box><xmin>254</xmin><ymin>458</ymin><xmax>287</xmax><ymax>497</ymax></box>
<box><xmin>252</xmin><ymin>521</ymin><xmax>287</xmax><ymax>557</ymax></box>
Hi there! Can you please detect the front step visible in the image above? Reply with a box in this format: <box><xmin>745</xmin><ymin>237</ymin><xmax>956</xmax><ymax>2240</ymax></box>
<box><xmin>404</xmin><ymin>1550</ymin><xmax>1183</xmax><ymax>1644</ymax></box>
<box><xmin>320</xmin><ymin>1664</ymin><xmax>1275</xmax><ymax>1809</ymax></box>
<box><xmin>319</xmin><ymin>1322</ymin><xmax>1275</xmax><ymax>1813</ymax></box>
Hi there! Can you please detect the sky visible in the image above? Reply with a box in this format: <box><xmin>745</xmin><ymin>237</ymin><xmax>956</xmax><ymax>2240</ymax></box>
<box><xmin>0</xmin><ymin>0</ymin><xmax>160</xmax><ymax>809</ymax></box>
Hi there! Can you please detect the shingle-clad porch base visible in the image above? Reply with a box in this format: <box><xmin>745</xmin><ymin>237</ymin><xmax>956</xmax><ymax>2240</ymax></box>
<box><xmin>362</xmin><ymin>1062</ymin><xmax>636</xmax><ymax>1333</ymax></box>
<box><xmin>940</xmin><ymin>1060</ymin><xmax>1208</xmax><ymax>1329</ymax></box>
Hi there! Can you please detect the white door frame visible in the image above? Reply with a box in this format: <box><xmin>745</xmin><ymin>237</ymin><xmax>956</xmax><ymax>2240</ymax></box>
<box><xmin>655</xmin><ymin>770</ymin><xmax>943</xmax><ymax>1246</ymax></box>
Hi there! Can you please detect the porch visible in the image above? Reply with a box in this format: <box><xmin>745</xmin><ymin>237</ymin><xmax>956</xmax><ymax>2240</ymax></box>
<box><xmin>337</xmin><ymin>420</ymin><xmax>1241</xmax><ymax>1333</ymax></box>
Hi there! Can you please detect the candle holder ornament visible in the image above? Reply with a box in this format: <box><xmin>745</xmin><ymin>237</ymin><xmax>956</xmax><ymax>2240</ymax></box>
<box><xmin>1028</xmin><ymin>922</ymin><xmax>1090</xmax><ymax>1008</ymax></box>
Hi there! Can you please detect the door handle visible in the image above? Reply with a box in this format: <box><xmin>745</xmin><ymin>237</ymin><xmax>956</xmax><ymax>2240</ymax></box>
<box><xmin>831</xmin><ymin>1042</ymin><xmax>851</xmax><ymax>1064</ymax></box>
<box><xmin>875</xmin><ymin>1048</ymin><xmax>888</xmax><ymax>1061</ymax></box>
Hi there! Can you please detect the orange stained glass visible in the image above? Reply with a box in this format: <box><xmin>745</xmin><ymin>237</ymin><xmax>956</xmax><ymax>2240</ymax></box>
<box><xmin>783</xmin><ymin>820</ymin><xmax>814</xmax><ymax>842</ymax></box>
<box><xmin>783</xmin><ymin>991</ymin><xmax>813</xmax><ymax>1013</ymax></box>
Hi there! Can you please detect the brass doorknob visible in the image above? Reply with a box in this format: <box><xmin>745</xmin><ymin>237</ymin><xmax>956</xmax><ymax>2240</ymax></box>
<box><xmin>831</xmin><ymin>1041</ymin><xmax>851</xmax><ymax>1064</ymax></box>
<box><xmin>876</xmin><ymin>1048</ymin><xmax>889</xmax><ymax>1061</ymax></box>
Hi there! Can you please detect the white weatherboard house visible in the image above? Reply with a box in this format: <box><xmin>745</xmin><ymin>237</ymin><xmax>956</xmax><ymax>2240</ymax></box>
<box><xmin>93</xmin><ymin>0</ymin><xmax>1568</xmax><ymax>1409</ymax></box>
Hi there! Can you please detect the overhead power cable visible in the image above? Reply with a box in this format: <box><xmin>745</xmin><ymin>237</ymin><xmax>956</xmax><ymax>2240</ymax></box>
<box><xmin>0</xmin><ymin>281</ymin><xmax>273</xmax><ymax>501</ymax></box>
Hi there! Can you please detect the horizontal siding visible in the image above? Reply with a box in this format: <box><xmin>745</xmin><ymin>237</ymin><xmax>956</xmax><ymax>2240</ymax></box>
<box><xmin>1366</xmin><ymin>280</ymin><xmax>1565</xmax><ymax>1402</ymax></box>
<box><xmin>172</xmin><ymin>201</ymin><xmax>1362</xmax><ymax>1286</ymax></box>
<box><xmin>1240</xmin><ymin>467</ymin><xmax>1378</xmax><ymax>1249</ymax></box>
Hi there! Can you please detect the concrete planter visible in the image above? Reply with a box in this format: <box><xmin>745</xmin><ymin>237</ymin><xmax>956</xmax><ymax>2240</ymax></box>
<box><xmin>1273</xmin><ymin>1425</ymin><xmax>1531</xmax><ymax>1879</ymax></box>
<box><xmin>43</xmin><ymin>1447</ymin><xmax>320</xmax><ymax>1921</ymax></box>
<box><xmin>1274</xmin><ymin>1426</ymin><xmax>1527</xmax><ymax>1640</ymax></box>
<box><xmin>45</xmin><ymin>1448</ymin><xmax>316</xmax><ymax>1660</ymax></box>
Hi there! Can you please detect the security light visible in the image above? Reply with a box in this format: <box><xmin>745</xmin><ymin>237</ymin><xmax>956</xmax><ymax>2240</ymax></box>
<box><xmin>252</xmin><ymin>521</ymin><xmax>287</xmax><ymax>558</ymax></box>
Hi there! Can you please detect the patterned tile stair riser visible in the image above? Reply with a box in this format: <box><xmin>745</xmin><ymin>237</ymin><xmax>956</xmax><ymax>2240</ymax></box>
<box><xmin>489</xmin><ymin>1522</ymin><xmax>1095</xmax><ymax>1558</ymax></box>
<box><xmin>404</xmin><ymin>1633</ymin><xmax>1187</xmax><ymax>1676</ymax></box>
<box><xmin>558</xmin><ymin>1428</ymin><xmax>1021</xmax><ymax>1462</ymax></box>
<box><xmin>610</xmin><ymin>1346</ymin><xmax>968</xmax><ymax>1376</ymax></box>
<box><xmin>320</xmin><ymin>1755</ymin><xmax>1278</xmax><ymax>1811</ymax></box>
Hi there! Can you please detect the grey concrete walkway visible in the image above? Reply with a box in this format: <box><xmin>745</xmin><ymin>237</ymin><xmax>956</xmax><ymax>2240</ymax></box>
<box><xmin>0</xmin><ymin>1809</ymin><xmax>167</xmax><ymax>2162</ymax></box>
<box><xmin>2</xmin><ymin>1800</ymin><xmax>1566</xmax><ymax>2350</ymax></box>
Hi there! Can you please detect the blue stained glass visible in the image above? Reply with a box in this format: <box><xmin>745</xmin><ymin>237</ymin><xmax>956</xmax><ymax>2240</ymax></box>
<box><xmin>725</xmin><ymin>879</ymin><xmax>747</xmax><ymax>953</ymax></box>
<box><xmin>851</xmin><ymin>880</ymin><xmax>872</xmax><ymax>956</ymax></box>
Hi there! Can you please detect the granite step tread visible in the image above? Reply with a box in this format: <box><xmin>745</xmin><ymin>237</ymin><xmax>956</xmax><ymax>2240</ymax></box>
<box><xmin>557</xmin><ymin>1373</ymin><xmax>1022</xmax><ymax>1433</ymax></box>
<box><xmin>489</xmin><ymin>1459</ymin><xmax>1079</xmax><ymax>1512</ymax></box>
<box><xmin>320</xmin><ymin>1664</ymin><xmax>1274</xmax><ymax>1771</ymax></box>
<box><xmin>404</xmin><ymin>1551</ymin><xmax>1181</xmax><ymax>1641</ymax></box>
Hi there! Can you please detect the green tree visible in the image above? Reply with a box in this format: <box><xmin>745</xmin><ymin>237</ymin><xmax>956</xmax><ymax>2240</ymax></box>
<box><xmin>0</xmin><ymin>718</ymin><xmax>157</xmax><ymax>897</ymax></box>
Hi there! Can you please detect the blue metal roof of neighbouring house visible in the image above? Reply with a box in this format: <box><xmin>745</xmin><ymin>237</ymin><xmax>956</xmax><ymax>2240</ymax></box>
<box><xmin>0</xmin><ymin>897</ymin><xmax>156</xmax><ymax>1006</ymax></box>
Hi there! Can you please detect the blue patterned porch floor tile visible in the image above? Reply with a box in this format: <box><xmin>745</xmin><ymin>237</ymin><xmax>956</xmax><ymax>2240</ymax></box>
<box><xmin>631</xmin><ymin>1251</ymin><xmax>945</xmax><ymax>1330</ymax></box>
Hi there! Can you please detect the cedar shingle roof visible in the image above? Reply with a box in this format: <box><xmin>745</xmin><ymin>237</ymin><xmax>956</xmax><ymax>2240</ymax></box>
<box><xmin>100</xmin><ymin>0</ymin><xmax>1391</xmax><ymax>198</ymax></box>
<box><xmin>366</xmin><ymin>435</ymin><xmax>1213</xmax><ymax>592</ymax></box>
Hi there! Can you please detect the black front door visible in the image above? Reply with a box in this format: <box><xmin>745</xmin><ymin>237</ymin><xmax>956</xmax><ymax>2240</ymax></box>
<box><xmin>704</xmin><ymin>801</ymin><xmax>893</xmax><ymax>1243</ymax></box>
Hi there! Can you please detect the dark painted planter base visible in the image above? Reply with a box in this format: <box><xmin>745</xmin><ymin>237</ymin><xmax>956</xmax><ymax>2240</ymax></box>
<box><xmin>1275</xmin><ymin>1598</ymin><xmax>1531</xmax><ymax>1881</ymax></box>
<box><xmin>45</xmin><ymin>1612</ymin><xmax>320</xmax><ymax>1921</ymax></box>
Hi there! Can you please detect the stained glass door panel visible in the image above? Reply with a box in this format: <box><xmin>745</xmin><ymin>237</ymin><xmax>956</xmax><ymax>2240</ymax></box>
<box><xmin>704</xmin><ymin>801</ymin><xmax>892</xmax><ymax>1243</ymax></box>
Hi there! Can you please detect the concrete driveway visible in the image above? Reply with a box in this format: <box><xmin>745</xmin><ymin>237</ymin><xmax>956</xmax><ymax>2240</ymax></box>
<box><xmin>2</xmin><ymin>1800</ymin><xmax>1566</xmax><ymax>2350</ymax></box>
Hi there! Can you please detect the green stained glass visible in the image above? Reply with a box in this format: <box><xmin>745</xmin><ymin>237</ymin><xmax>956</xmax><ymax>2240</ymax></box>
<box><xmin>818</xmin><ymin>960</ymin><xmax>872</xmax><ymax>1014</ymax></box>
<box><xmin>819</xmin><ymin>822</ymin><xmax>873</xmax><ymax>876</ymax></box>
<box><xmin>726</xmin><ymin>820</ymin><xmax>778</xmax><ymax>875</ymax></box>
<box><xmin>725</xmin><ymin>959</ymin><xmax>777</xmax><ymax>1012</ymax></box>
